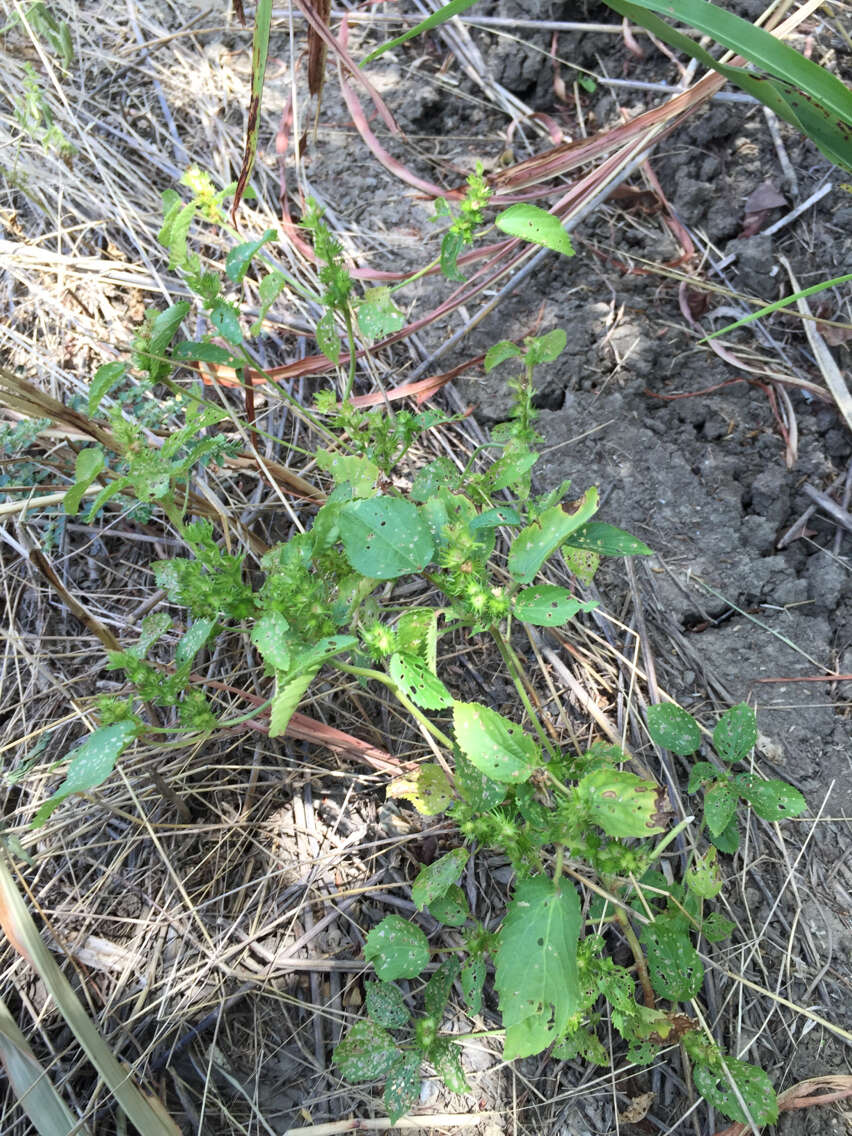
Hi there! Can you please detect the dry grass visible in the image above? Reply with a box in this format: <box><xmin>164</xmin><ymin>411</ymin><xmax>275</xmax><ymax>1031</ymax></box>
<box><xmin>1</xmin><ymin>2</ymin><xmax>850</xmax><ymax>1134</ymax></box>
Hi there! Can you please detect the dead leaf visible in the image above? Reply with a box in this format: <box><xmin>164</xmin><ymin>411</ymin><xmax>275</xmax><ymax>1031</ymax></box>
<box><xmin>619</xmin><ymin>1091</ymin><xmax>654</xmax><ymax>1123</ymax></box>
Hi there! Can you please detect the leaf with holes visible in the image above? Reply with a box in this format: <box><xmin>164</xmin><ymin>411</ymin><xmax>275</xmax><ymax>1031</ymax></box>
<box><xmin>694</xmin><ymin>1057</ymin><xmax>779</xmax><ymax>1126</ymax></box>
<box><xmin>508</xmin><ymin>490</ymin><xmax>599</xmax><ymax>584</ymax></box>
<box><xmin>251</xmin><ymin>611</ymin><xmax>291</xmax><ymax>672</ymax></box>
<box><xmin>424</xmin><ymin>957</ymin><xmax>461</xmax><ymax>1019</ymax></box>
<box><xmin>315</xmin><ymin>309</ymin><xmax>341</xmax><ymax>364</ymax></box>
<box><xmin>429</xmin><ymin>1039</ymin><xmax>470</xmax><ymax>1094</ymax></box>
<box><xmin>495</xmin><ymin>204</ymin><xmax>575</xmax><ymax>257</ymax></box>
<box><xmin>339</xmin><ymin>498</ymin><xmax>434</xmax><ymax>580</ymax></box>
<box><xmin>429</xmin><ymin>885</ymin><xmax>469</xmax><ymax>927</ymax></box>
<box><xmin>315</xmin><ymin>449</ymin><xmax>379</xmax><ymax>497</ymax></box>
<box><xmin>411</xmin><ymin>458</ymin><xmax>461</xmax><ymax>502</ymax></box>
<box><xmin>461</xmin><ymin>954</ymin><xmax>486</xmax><ymax>1014</ymax></box>
<box><xmin>365</xmin><ymin>982</ymin><xmax>410</xmax><ymax>1029</ymax></box>
<box><xmin>356</xmin><ymin>287</ymin><xmax>405</xmax><ymax>339</ymax></box>
<box><xmin>713</xmin><ymin>703</ymin><xmax>757</xmax><ymax>763</ymax></box>
<box><xmin>685</xmin><ymin>847</ymin><xmax>723</xmax><ymax>899</ymax></box>
<box><xmin>333</xmin><ymin>1020</ymin><xmax>400</xmax><ymax>1083</ymax></box>
<box><xmin>513</xmin><ymin>585</ymin><xmax>597</xmax><ymax>627</ymax></box>
<box><xmin>702</xmin><ymin>912</ymin><xmax>735</xmax><ymax>943</ymax></box>
<box><xmin>32</xmin><ymin>722</ymin><xmax>137</xmax><ymax>827</ymax></box>
<box><xmin>562</xmin><ymin>543</ymin><xmax>600</xmax><ymax>584</ymax></box>
<box><xmin>732</xmin><ymin>774</ymin><xmax>806</xmax><ymax>822</ymax></box>
<box><xmin>641</xmin><ymin>914</ymin><xmax>703</xmax><ymax>1001</ymax></box>
<box><xmin>289</xmin><ymin>634</ymin><xmax>358</xmax><ymax>675</ymax></box>
<box><xmin>454</xmin><ymin>748</ymin><xmax>507</xmax><ymax>811</ymax></box>
<box><xmin>389</xmin><ymin>653</ymin><xmax>452</xmax><ymax>710</ymax></box>
<box><xmin>564</xmin><ymin>522</ymin><xmax>653</xmax><ymax>557</ymax></box>
<box><xmin>387</xmin><ymin>765</ymin><xmax>453</xmax><ymax>816</ymax></box>
<box><xmin>383</xmin><ymin>1052</ymin><xmax>421</xmax><ymax>1124</ymax></box>
<box><xmin>577</xmin><ymin>769</ymin><xmax>669</xmax><ymax>838</ymax></box>
<box><xmin>412</xmin><ymin>849</ymin><xmax>469</xmax><ymax>911</ymax></box>
<box><xmin>646</xmin><ymin>703</ymin><xmax>701</xmax><ymax>756</ymax></box>
<box><xmin>495</xmin><ymin>877</ymin><xmax>581</xmax><ymax>1059</ymax></box>
<box><xmin>488</xmin><ymin>449</ymin><xmax>539</xmax><ymax>493</ymax></box>
<box><xmin>364</xmin><ymin>915</ymin><xmax>430</xmax><ymax>982</ymax></box>
<box><xmin>453</xmin><ymin>702</ymin><xmax>540</xmax><ymax>784</ymax></box>
<box><xmin>469</xmin><ymin>505</ymin><xmax>522</xmax><ymax>530</ymax></box>
<box><xmin>704</xmin><ymin>781</ymin><xmax>738</xmax><ymax>837</ymax></box>
<box><xmin>687</xmin><ymin>761</ymin><xmax>718</xmax><ymax>794</ymax></box>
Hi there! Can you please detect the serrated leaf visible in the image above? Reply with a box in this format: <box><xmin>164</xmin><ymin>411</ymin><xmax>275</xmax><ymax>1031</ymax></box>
<box><xmin>453</xmin><ymin>748</ymin><xmax>507</xmax><ymax>811</ymax></box>
<box><xmin>461</xmin><ymin>955</ymin><xmax>485</xmax><ymax>1014</ymax></box>
<box><xmin>453</xmin><ymin>702</ymin><xmax>540</xmax><ymax>784</ymax></box>
<box><xmin>508</xmin><ymin>490</ymin><xmax>599</xmax><ymax>584</ymax></box>
<box><xmin>732</xmin><ymin>774</ymin><xmax>806</xmax><ymax>821</ymax></box>
<box><xmin>225</xmin><ymin>228</ymin><xmax>276</xmax><ymax>282</ymax></box>
<box><xmin>561</xmin><ymin>544</ymin><xmax>600</xmax><ymax>584</ymax></box>
<box><xmin>387</xmin><ymin>764</ymin><xmax>453</xmax><ymax>816</ymax></box>
<box><xmin>429</xmin><ymin>1039</ymin><xmax>470</xmax><ymax>1094</ymax></box>
<box><xmin>641</xmin><ymin>914</ymin><xmax>703</xmax><ymax>1001</ymax></box>
<box><xmin>646</xmin><ymin>703</ymin><xmax>702</xmax><ymax>756</ymax></box>
<box><xmin>495</xmin><ymin>204</ymin><xmax>575</xmax><ymax>257</ymax></box>
<box><xmin>687</xmin><ymin>761</ymin><xmax>718</xmax><ymax>793</ymax></box>
<box><xmin>694</xmin><ymin>1057</ymin><xmax>779</xmax><ymax>1126</ymax></box>
<box><xmin>429</xmin><ymin>885</ymin><xmax>469</xmax><ymax>927</ymax></box>
<box><xmin>315</xmin><ymin>310</ymin><xmax>341</xmax><ymax>364</ymax></box>
<box><xmin>64</xmin><ymin>447</ymin><xmax>105</xmax><ymax>516</ymax></box>
<box><xmin>365</xmin><ymin>982</ymin><xmax>410</xmax><ymax>1028</ymax></box>
<box><xmin>131</xmin><ymin>611</ymin><xmax>172</xmax><ymax>658</ymax></box>
<box><xmin>269</xmin><ymin>668</ymin><xmax>318</xmax><ymax>738</ymax></box>
<box><xmin>290</xmin><ymin>634</ymin><xmax>357</xmax><ymax>674</ymax></box>
<box><xmin>251</xmin><ymin>611</ymin><xmax>291</xmax><ymax>672</ymax></box>
<box><xmin>339</xmin><ymin>498</ymin><xmax>434</xmax><ymax>580</ymax></box>
<box><xmin>685</xmin><ymin>847</ymin><xmax>723</xmax><ymax>899</ymax></box>
<box><xmin>412</xmin><ymin>849</ymin><xmax>469</xmax><ymax>911</ymax></box>
<box><xmin>469</xmin><ymin>505</ymin><xmax>521</xmax><ymax>530</ymax></box>
<box><xmin>389</xmin><ymin>653</ymin><xmax>452</xmax><ymax>710</ymax></box>
<box><xmin>564</xmin><ymin>521</ymin><xmax>653</xmax><ymax>556</ymax></box>
<box><xmin>356</xmin><ymin>287</ymin><xmax>405</xmax><ymax>339</ymax></box>
<box><xmin>396</xmin><ymin>608</ymin><xmax>439</xmax><ymax>662</ymax></box>
<box><xmin>364</xmin><ymin>915</ymin><xmax>429</xmax><ymax>981</ymax></box>
<box><xmin>512</xmin><ymin>585</ymin><xmax>597</xmax><ymax>627</ymax></box>
<box><xmin>383</xmin><ymin>1052</ymin><xmax>421</xmax><ymax>1124</ymax></box>
<box><xmin>424</xmin><ymin>957</ymin><xmax>461</xmax><ymax>1019</ymax></box>
<box><xmin>524</xmin><ymin>328</ymin><xmax>567</xmax><ymax>367</ymax></box>
<box><xmin>484</xmin><ymin>340</ymin><xmax>523</xmax><ymax>372</ymax></box>
<box><xmin>250</xmin><ymin>269</ymin><xmax>289</xmax><ymax>335</ymax></box>
<box><xmin>495</xmin><ymin>877</ymin><xmax>581</xmax><ymax>1060</ymax></box>
<box><xmin>333</xmin><ymin>1020</ymin><xmax>400</xmax><ymax>1083</ymax></box>
<box><xmin>702</xmin><ymin>912</ymin><xmax>735</xmax><ymax>942</ymax></box>
<box><xmin>552</xmin><ymin>1025</ymin><xmax>609</xmax><ymax>1065</ymax></box>
<box><xmin>88</xmin><ymin>362</ymin><xmax>127</xmax><ymax>416</ymax></box>
<box><xmin>577</xmin><ymin>768</ymin><xmax>669</xmax><ymax>838</ymax></box>
<box><xmin>713</xmin><ymin>703</ymin><xmax>757</xmax><ymax>763</ymax></box>
<box><xmin>32</xmin><ymin>722</ymin><xmax>136</xmax><ymax>828</ymax></box>
<box><xmin>704</xmin><ymin>781</ymin><xmax>738</xmax><ymax>837</ymax></box>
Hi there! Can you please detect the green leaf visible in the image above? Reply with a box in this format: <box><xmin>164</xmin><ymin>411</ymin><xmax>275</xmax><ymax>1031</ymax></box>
<box><xmin>225</xmin><ymin>228</ymin><xmax>276</xmax><ymax>282</ymax></box>
<box><xmin>64</xmin><ymin>448</ymin><xmax>105</xmax><ymax>516</ymax></box>
<box><xmin>333</xmin><ymin>1020</ymin><xmax>400</xmax><ymax>1083</ymax></box>
<box><xmin>424</xmin><ymin>957</ymin><xmax>461</xmax><ymax>1019</ymax></box>
<box><xmin>440</xmin><ymin>230</ymin><xmax>467</xmax><ymax>282</ymax></box>
<box><xmin>495</xmin><ymin>877</ymin><xmax>581</xmax><ymax>1060</ymax></box>
<box><xmin>709</xmin><ymin>814</ymin><xmax>740</xmax><ymax>855</ymax></box>
<box><xmin>564</xmin><ymin>522</ymin><xmax>653</xmax><ymax>557</ymax></box>
<box><xmin>85</xmin><ymin>475</ymin><xmax>131</xmax><ymax>522</ymax></box>
<box><xmin>32</xmin><ymin>722</ymin><xmax>136</xmax><ymax>828</ymax></box>
<box><xmin>389</xmin><ymin>653</ymin><xmax>453</xmax><ymax>710</ymax></box>
<box><xmin>175</xmin><ymin>617</ymin><xmax>215</xmax><ymax>668</ymax></box>
<box><xmin>508</xmin><ymin>490</ymin><xmax>598</xmax><ymax>584</ymax></box>
<box><xmin>147</xmin><ymin>302</ymin><xmax>191</xmax><ymax>376</ymax></box>
<box><xmin>460</xmin><ymin>954</ymin><xmax>485</xmax><ymax>1013</ymax></box>
<box><xmin>364</xmin><ymin>915</ymin><xmax>430</xmax><ymax>981</ymax></box>
<box><xmin>453</xmin><ymin>702</ymin><xmax>540</xmax><ymax>784</ymax></box>
<box><xmin>453</xmin><ymin>748</ymin><xmax>507</xmax><ymax>811</ymax></box>
<box><xmin>685</xmin><ymin>847</ymin><xmax>723</xmax><ymax>899</ymax></box>
<box><xmin>251</xmin><ymin>611</ymin><xmax>291</xmax><ymax>672</ymax></box>
<box><xmin>209</xmin><ymin>300</ymin><xmax>242</xmax><ymax>345</ymax></box>
<box><xmin>512</xmin><ymin>585</ymin><xmax>597</xmax><ymax>627</ymax></box>
<box><xmin>383</xmin><ymin>1052</ymin><xmax>421</xmax><ymax>1124</ymax></box>
<box><xmin>88</xmin><ymin>362</ymin><xmax>127</xmax><ymax>416</ymax></box>
<box><xmin>268</xmin><ymin>668</ymin><xmax>318</xmax><ymax>738</ymax></box>
<box><xmin>338</xmin><ymin>498</ymin><xmax>434</xmax><ymax>580</ymax></box>
<box><xmin>704</xmin><ymin>781</ymin><xmax>738</xmax><ymax>837</ymax></box>
<box><xmin>250</xmin><ymin>270</ymin><xmax>289</xmax><ymax>336</ymax></box>
<box><xmin>577</xmin><ymin>768</ymin><xmax>669</xmax><ymax>838</ymax></box>
<box><xmin>484</xmin><ymin>340</ymin><xmax>523</xmax><ymax>373</ymax></box>
<box><xmin>356</xmin><ymin>287</ymin><xmax>405</xmax><ymax>340</ymax></box>
<box><xmin>713</xmin><ymin>703</ymin><xmax>757</xmax><ymax>764</ymax></box>
<box><xmin>289</xmin><ymin>634</ymin><xmax>358</xmax><ymax>675</ymax></box>
<box><xmin>412</xmin><ymin>849</ymin><xmax>469</xmax><ymax>911</ymax></box>
<box><xmin>387</xmin><ymin>765</ymin><xmax>453</xmax><ymax>816</ymax></box>
<box><xmin>173</xmin><ymin>341</ymin><xmax>239</xmax><ymax>365</ymax></box>
<box><xmin>429</xmin><ymin>1038</ymin><xmax>470</xmax><ymax>1094</ymax></box>
<box><xmin>468</xmin><ymin>505</ymin><xmax>521</xmax><ymax>530</ymax></box>
<box><xmin>646</xmin><ymin>703</ymin><xmax>702</xmax><ymax>756</ymax></box>
<box><xmin>365</xmin><ymin>981</ymin><xmax>410</xmax><ymax>1028</ymax></box>
<box><xmin>487</xmin><ymin>449</ymin><xmax>538</xmax><ymax>492</ymax></box>
<box><xmin>362</xmin><ymin>0</ymin><xmax>480</xmax><ymax>62</ymax></box>
<box><xmin>702</xmin><ymin>912</ymin><xmax>735</xmax><ymax>943</ymax></box>
<box><xmin>396</xmin><ymin>607</ymin><xmax>439</xmax><ymax>662</ymax></box>
<box><xmin>732</xmin><ymin>774</ymin><xmax>806</xmax><ymax>822</ymax></box>
<box><xmin>130</xmin><ymin>611</ymin><xmax>172</xmax><ymax>658</ymax></box>
<box><xmin>411</xmin><ymin>457</ymin><xmax>461</xmax><ymax>501</ymax></box>
<box><xmin>315</xmin><ymin>310</ymin><xmax>341</xmax><ymax>364</ymax></box>
<box><xmin>524</xmin><ymin>328</ymin><xmax>566</xmax><ymax>367</ymax></box>
<box><xmin>429</xmin><ymin>885</ymin><xmax>469</xmax><ymax>927</ymax></box>
<box><xmin>495</xmin><ymin>204</ymin><xmax>575</xmax><ymax>257</ymax></box>
<box><xmin>694</xmin><ymin>1057</ymin><xmax>779</xmax><ymax>1126</ymax></box>
<box><xmin>640</xmin><ymin>913</ymin><xmax>703</xmax><ymax>1001</ymax></box>
<box><xmin>687</xmin><ymin>761</ymin><xmax>718</xmax><ymax>793</ymax></box>
<box><xmin>561</xmin><ymin>544</ymin><xmax>600</xmax><ymax>584</ymax></box>
<box><xmin>315</xmin><ymin>449</ymin><xmax>379</xmax><ymax>497</ymax></box>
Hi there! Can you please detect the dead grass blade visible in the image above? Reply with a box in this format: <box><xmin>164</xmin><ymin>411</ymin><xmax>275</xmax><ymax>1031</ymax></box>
<box><xmin>233</xmin><ymin>0</ymin><xmax>273</xmax><ymax>221</ymax></box>
<box><xmin>0</xmin><ymin>852</ymin><xmax>181</xmax><ymax>1135</ymax></box>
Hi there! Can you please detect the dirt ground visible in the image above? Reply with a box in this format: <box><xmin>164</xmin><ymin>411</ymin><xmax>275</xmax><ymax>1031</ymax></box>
<box><xmin>0</xmin><ymin>1</ymin><xmax>850</xmax><ymax>1134</ymax></box>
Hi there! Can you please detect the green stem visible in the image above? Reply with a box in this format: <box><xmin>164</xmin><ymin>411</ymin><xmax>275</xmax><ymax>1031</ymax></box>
<box><xmin>641</xmin><ymin>815</ymin><xmax>695</xmax><ymax>872</ymax></box>
<box><xmin>142</xmin><ymin>696</ymin><xmax>275</xmax><ymax>735</ymax></box>
<box><xmin>490</xmin><ymin>626</ymin><xmax>559</xmax><ymax>762</ymax></box>
<box><xmin>341</xmin><ymin>306</ymin><xmax>358</xmax><ymax>402</ymax></box>
<box><xmin>614</xmin><ymin>907</ymin><xmax>655</xmax><ymax>1010</ymax></box>
<box><xmin>335</xmin><ymin>662</ymin><xmax>453</xmax><ymax>749</ymax></box>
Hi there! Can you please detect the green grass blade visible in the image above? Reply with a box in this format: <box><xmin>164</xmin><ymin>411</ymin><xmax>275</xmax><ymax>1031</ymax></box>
<box><xmin>362</xmin><ymin>0</ymin><xmax>480</xmax><ymax>64</ymax></box>
<box><xmin>700</xmin><ymin>272</ymin><xmax>852</xmax><ymax>342</ymax></box>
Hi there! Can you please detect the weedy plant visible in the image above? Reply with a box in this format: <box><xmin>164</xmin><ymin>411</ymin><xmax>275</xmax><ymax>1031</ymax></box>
<box><xmin>48</xmin><ymin>168</ymin><xmax>808</xmax><ymax>1127</ymax></box>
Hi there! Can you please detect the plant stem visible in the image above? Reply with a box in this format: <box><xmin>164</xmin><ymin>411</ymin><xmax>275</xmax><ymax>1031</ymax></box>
<box><xmin>342</xmin><ymin>307</ymin><xmax>358</xmax><ymax>402</ymax></box>
<box><xmin>614</xmin><ymin>908</ymin><xmax>655</xmax><ymax>1010</ymax></box>
<box><xmin>490</xmin><ymin>626</ymin><xmax>558</xmax><ymax>761</ymax></box>
<box><xmin>335</xmin><ymin>662</ymin><xmax>453</xmax><ymax>749</ymax></box>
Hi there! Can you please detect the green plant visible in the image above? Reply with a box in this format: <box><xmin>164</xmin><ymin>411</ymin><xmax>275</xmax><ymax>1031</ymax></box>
<box><xmin>42</xmin><ymin>168</ymin><xmax>810</xmax><ymax>1129</ymax></box>
<box><xmin>12</xmin><ymin>63</ymin><xmax>75</xmax><ymax>164</ymax></box>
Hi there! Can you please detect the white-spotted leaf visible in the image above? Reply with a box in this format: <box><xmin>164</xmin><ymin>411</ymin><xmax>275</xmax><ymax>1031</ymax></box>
<box><xmin>430</xmin><ymin>1039</ymin><xmax>470</xmax><ymax>1094</ymax></box>
<box><xmin>646</xmin><ymin>703</ymin><xmax>701</xmax><ymax>756</ymax></box>
<box><xmin>694</xmin><ymin>1058</ymin><xmax>779</xmax><ymax>1126</ymax></box>
<box><xmin>733</xmin><ymin>774</ymin><xmax>806</xmax><ymax>821</ymax></box>
<box><xmin>333</xmin><ymin>1020</ymin><xmax>400</xmax><ymax>1083</ymax></box>
<box><xmin>251</xmin><ymin>611</ymin><xmax>291</xmax><ymax>672</ymax></box>
<box><xmin>640</xmin><ymin>914</ymin><xmax>703</xmax><ymax>1001</ymax></box>
<box><xmin>412</xmin><ymin>848</ymin><xmax>469</xmax><ymax>911</ymax></box>
<box><xmin>339</xmin><ymin>498</ymin><xmax>434</xmax><ymax>580</ymax></box>
<box><xmin>389</xmin><ymin>652</ymin><xmax>452</xmax><ymax>710</ymax></box>
<box><xmin>32</xmin><ymin>722</ymin><xmax>136</xmax><ymax>827</ymax></box>
<box><xmin>508</xmin><ymin>490</ymin><xmax>599</xmax><ymax>584</ymax></box>
<box><xmin>453</xmin><ymin>702</ymin><xmax>540</xmax><ymax>784</ymax></box>
<box><xmin>429</xmin><ymin>885</ymin><xmax>469</xmax><ymax>927</ymax></box>
<box><xmin>365</xmin><ymin>982</ymin><xmax>410</xmax><ymax>1029</ymax></box>
<box><xmin>364</xmin><ymin>915</ymin><xmax>429</xmax><ymax>981</ymax></box>
<box><xmin>713</xmin><ymin>703</ymin><xmax>758</xmax><ymax>763</ymax></box>
<box><xmin>513</xmin><ymin>585</ymin><xmax>597</xmax><ymax>626</ymax></box>
<box><xmin>704</xmin><ymin>781</ymin><xmax>738</xmax><ymax>837</ymax></box>
<box><xmin>383</xmin><ymin>1052</ymin><xmax>420</xmax><ymax>1123</ymax></box>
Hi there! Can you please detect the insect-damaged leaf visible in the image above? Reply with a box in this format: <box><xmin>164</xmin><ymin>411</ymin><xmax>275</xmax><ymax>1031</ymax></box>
<box><xmin>577</xmin><ymin>769</ymin><xmax>669</xmax><ymax>838</ymax></box>
<box><xmin>495</xmin><ymin>204</ymin><xmax>575</xmax><ymax>257</ymax></box>
<box><xmin>389</xmin><ymin>652</ymin><xmax>453</xmax><ymax>710</ymax></box>
<box><xmin>364</xmin><ymin>915</ymin><xmax>429</xmax><ymax>981</ymax></box>
<box><xmin>383</xmin><ymin>1051</ymin><xmax>421</xmax><ymax>1124</ymax></box>
<box><xmin>453</xmin><ymin>702</ymin><xmax>540</xmax><ymax>784</ymax></box>
<box><xmin>512</xmin><ymin>585</ymin><xmax>597</xmax><ymax>627</ymax></box>
<box><xmin>694</xmin><ymin>1057</ymin><xmax>779</xmax><ymax>1126</ymax></box>
<box><xmin>387</xmin><ymin>764</ymin><xmax>453</xmax><ymax>816</ymax></box>
<box><xmin>713</xmin><ymin>703</ymin><xmax>758</xmax><ymax>763</ymax></box>
<box><xmin>32</xmin><ymin>722</ymin><xmax>137</xmax><ymax>827</ymax></box>
<box><xmin>640</xmin><ymin>913</ymin><xmax>703</xmax><ymax>1002</ymax></box>
<box><xmin>412</xmin><ymin>848</ymin><xmax>469</xmax><ymax>911</ymax></box>
<box><xmin>365</xmin><ymin>981</ymin><xmax>410</xmax><ymax>1028</ymax></box>
<box><xmin>508</xmin><ymin>489</ymin><xmax>598</xmax><ymax>584</ymax></box>
<box><xmin>646</xmin><ymin>703</ymin><xmax>701</xmax><ymax>756</ymax></box>
<box><xmin>333</xmin><ymin>1020</ymin><xmax>400</xmax><ymax>1083</ymax></box>
<box><xmin>339</xmin><ymin>498</ymin><xmax>434</xmax><ymax>579</ymax></box>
